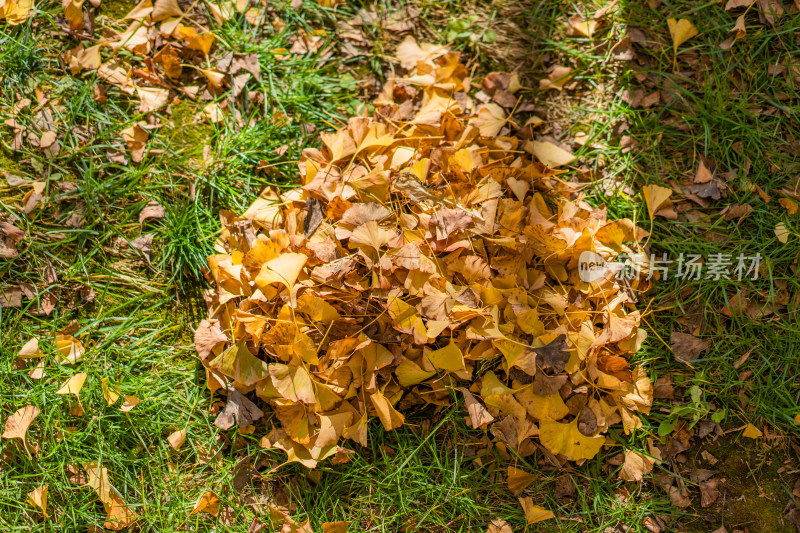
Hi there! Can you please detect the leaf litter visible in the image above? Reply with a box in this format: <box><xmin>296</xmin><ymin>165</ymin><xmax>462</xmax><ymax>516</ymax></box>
<box><xmin>198</xmin><ymin>37</ymin><xmax>657</xmax><ymax>525</ymax></box>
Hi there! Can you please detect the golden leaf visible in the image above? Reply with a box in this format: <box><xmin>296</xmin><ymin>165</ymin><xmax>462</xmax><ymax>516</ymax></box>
<box><xmin>519</xmin><ymin>497</ymin><xmax>555</xmax><ymax>524</ymax></box>
<box><xmin>56</xmin><ymin>334</ymin><xmax>84</xmax><ymax>364</ymax></box>
<box><xmin>524</xmin><ymin>140</ymin><xmax>575</xmax><ymax>168</ymax></box>
<box><xmin>370</xmin><ymin>391</ymin><xmax>405</xmax><ymax>431</ymax></box>
<box><xmin>255</xmin><ymin>252</ymin><xmax>308</xmax><ymax>292</ymax></box>
<box><xmin>742</xmin><ymin>423</ymin><xmax>762</xmax><ymax>439</ymax></box>
<box><xmin>208</xmin><ymin>341</ymin><xmax>270</xmax><ymax>387</ymax></box>
<box><xmin>27</xmin><ymin>485</ymin><xmax>48</xmax><ymax>516</ymax></box>
<box><xmin>667</xmin><ymin>18</ymin><xmax>699</xmax><ymax>54</ymax></box>
<box><xmin>507</xmin><ymin>466</ymin><xmax>535</xmax><ymax>496</ymax></box>
<box><xmin>642</xmin><ymin>184</ymin><xmax>677</xmax><ymax>220</ymax></box>
<box><xmin>191</xmin><ymin>492</ymin><xmax>220</xmax><ymax>517</ymax></box>
<box><xmin>426</xmin><ymin>340</ymin><xmax>465</xmax><ymax>372</ymax></box>
<box><xmin>18</xmin><ymin>338</ymin><xmax>44</xmax><ymax>359</ymax></box>
<box><xmin>539</xmin><ymin>418</ymin><xmax>605</xmax><ymax>461</ymax></box>
<box><xmin>167</xmin><ymin>429</ymin><xmax>187</xmax><ymax>450</ymax></box>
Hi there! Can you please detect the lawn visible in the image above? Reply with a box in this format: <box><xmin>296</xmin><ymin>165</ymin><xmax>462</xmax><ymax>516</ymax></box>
<box><xmin>1</xmin><ymin>0</ymin><xmax>799</xmax><ymax>532</ymax></box>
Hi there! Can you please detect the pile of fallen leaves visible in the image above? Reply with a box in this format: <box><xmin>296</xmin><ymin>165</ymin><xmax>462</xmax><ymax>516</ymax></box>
<box><xmin>196</xmin><ymin>36</ymin><xmax>655</xmax><ymax>484</ymax></box>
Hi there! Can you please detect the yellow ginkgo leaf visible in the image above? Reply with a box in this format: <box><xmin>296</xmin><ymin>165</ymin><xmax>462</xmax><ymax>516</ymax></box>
<box><xmin>480</xmin><ymin>371</ymin><xmax>515</xmax><ymax>397</ymax></box>
<box><xmin>507</xmin><ymin>466</ymin><xmax>536</xmax><ymax>496</ymax></box>
<box><xmin>198</xmin><ymin>68</ymin><xmax>225</xmax><ymax>88</ymax></box>
<box><xmin>255</xmin><ymin>252</ymin><xmax>308</xmax><ymax>292</ymax></box>
<box><xmin>57</xmin><ymin>373</ymin><xmax>88</xmax><ymax>416</ymax></box>
<box><xmin>619</xmin><ymin>449</ymin><xmax>657</xmax><ymax>482</ymax></box>
<box><xmin>83</xmin><ymin>463</ymin><xmax>136</xmax><ymax>530</ymax></box>
<box><xmin>643</xmin><ymin>184</ymin><xmax>677</xmax><ymax>220</ymax></box>
<box><xmin>18</xmin><ymin>338</ymin><xmax>44</xmax><ymax>359</ymax></box>
<box><xmin>27</xmin><ymin>485</ymin><xmax>48</xmax><ymax>516</ymax></box>
<box><xmin>103</xmin><ymin>491</ymin><xmax>137</xmax><ymax>530</ymax></box>
<box><xmin>296</xmin><ymin>292</ymin><xmax>340</xmax><ymax>323</ymax></box>
<box><xmin>152</xmin><ymin>0</ymin><xmax>182</xmax><ymax>21</ymax></box>
<box><xmin>2</xmin><ymin>405</ymin><xmax>40</xmax><ymax>456</ymax></box>
<box><xmin>102</xmin><ymin>378</ymin><xmax>121</xmax><ymax>406</ymax></box>
<box><xmin>667</xmin><ymin>18</ymin><xmax>699</xmax><ymax>54</ymax></box>
<box><xmin>395</xmin><ymin>357</ymin><xmax>436</xmax><ymax>386</ymax></box>
<box><xmin>0</xmin><ymin>0</ymin><xmax>35</xmax><ymax>25</ymax></box>
<box><xmin>370</xmin><ymin>391</ymin><xmax>405</xmax><ymax>431</ymax></box>
<box><xmin>519</xmin><ymin>497</ymin><xmax>555</xmax><ymax>524</ymax></box>
<box><xmin>191</xmin><ymin>491</ymin><xmax>220</xmax><ymax>517</ymax></box>
<box><xmin>56</xmin><ymin>334</ymin><xmax>84</xmax><ymax>364</ymax></box>
<box><xmin>167</xmin><ymin>429</ymin><xmax>187</xmax><ymax>450</ymax></box>
<box><xmin>742</xmin><ymin>423</ymin><xmax>762</xmax><ymax>439</ymax></box>
<box><xmin>386</xmin><ymin>297</ymin><xmax>427</xmax><ymax>345</ymax></box>
<box><xmin>524</xmin><ymin>140</ymin><xmax>575</xmax><ymax>168</ymax></box>
<box><xmin>56</xmin><ymin>372</ymin><xmax>87</xmax><ymax>397</ymax></box>
<box><xmin>120</xmin><ymin>396</ymin><xmax>141</xmax><ymax>412</ymax></box>
<box><xmin>470</xmin><ymin>104</ymin><xmax>508</xmax><ymax>137</ymax></box>
<box><xmin>322</xmin><ymin>522</ymin><xmax>351</xmax><ymax>533</ymax></box>
<box><xmin>426</xmin><ymin>340</ymin><xmax>465</xmax><ymax>372</ymax></box>
<box><xmin>779</xmin><ymin>198</ymin><xmax>798</xmax><ymax>215</ymax></box>
<box><xmin>208</xmin><ymin>341</ymin><xmax>270</xmax><ymax>387</ymax></box>
<box><xmin>349</xmin><ymin>220</ymin><xmax>396</xmax><ymax>251</ymax></box>
<box><xmin>539</xmin><ymin>418</ymin><xmax>605</xmax><ymax>461</ymax></box>
<box><xmin>775</xmin><ymin>222</ymin><xmax>790</xmax><ymax>244</ymax></box>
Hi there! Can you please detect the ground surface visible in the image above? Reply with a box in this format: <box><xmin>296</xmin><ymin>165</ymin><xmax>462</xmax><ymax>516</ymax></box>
<box><xmin>1</xmin><ymin>0</ymin><xmax>799</xmax><ymax>532</ymax></box>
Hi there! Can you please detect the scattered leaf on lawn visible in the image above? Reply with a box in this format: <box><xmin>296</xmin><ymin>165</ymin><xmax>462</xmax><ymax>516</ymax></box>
<box><xmin>667</xmin><ymin>18</ymin><xmax>699</xmax><ymax>54</ymax></box>
<box><xmin>670</xmin><ymin>332</ymin><xmax>711</xmax><ymax>363</ymax></box>
<box><xmin>18</xmin><ymin>338</ymin><xmax>44</xmax><ymax>359</ymax></box>
<box><xmin>56</xmin><ymin>372</ymin><xmax>88</xmax><ymax>415</ymax></box>
<box><xmin>643</xmin><ymin>184</ymin><xmax>677</xmax><ymax>220</ymax></box>
<box><xmin>619</xmin><ymin>449</ymin><xmax>658</xmax><ymax>481</ymax></box>
<box><xmin>695</xmin><ymin>160</ymin><xmax>713</xmax><ymax>184</ymax></box>
<box><xmin>167</xmin><ymin>429</ymin><xmax>187</xmax><ymax>450</ymax></box>
<box><xmin>725</xmin><ymin>0</ymin><xmax>756</xmax><ymax>9</ymax></box>
<box><xmin>191</xmin><ymin>491</ymin><xmax>220</xmax><ymax>517</ymax></box>
<box><xmin>487</xmin><ymin>519</ymin><xmax>514</xmax><ymax>533</ymax></box>
<box><xmin>538</xmin><ymin>65</ymin><xmax>574</xmax><ymax>91</ymax></box>
<box><xmin>742</xmin><ymin>423</ymin><xmax>763</xmax><ymax>439</ymax></box>
<box><xmin>27</xmin><ymin>485</ymin><xmax>48</xmax><ymax>516</ymax></box>
<box><xmin>120</xmin><ymin>396</ymin><xmax>141</xmax><ymax>412</ymax></box>
<box><xmin>83</xmin><ymin>463</ymin><xmax>137</xmax><ymax>529</ymax></box>
<box><xmin>567</xmin><ymin>14</ymin><xmax>598</xmax><ymax>38</ymax></box>
<box><xmin>101</xmin><ymin>378</ymin><xmax>121</xmax><ymax>406</ymax></box>
<box><xmin>519</xmin><ymin>497</ymin><xmax>555</xmax><ymax>524</ymax></box>
<box><xmin>2</xmin><ymin>405</ymin><xmax>41</xmax><ymax>456</ymax></box>
<box><xmin>525</xmin><ymin>140</ymin><xmax>575</xmax><ymax>167</ymax></box>
<box><xmin>322</xmin><ymin>522</ymin><xmax>351</xmax><ymax>533</ymax></box>
<box><xmin>779</xmin><ymin>198</ymin><xmax>798</xmax><ymax>215</ymax></box>
<box><xmin>56</xmin><ymin>373</ymin><xmax>87</xmax><ymax>397</ymax></box>
<box><xmin>56</xmin><ymin>334</ymin><xmax>84</xmax><ymax>364</ymax></box>
<box><xmin>775</xmin><ymin>222</ymin><xmax>790</xmax><ymax>244</ymax></box>
<box><xmin>507</xmin><ymin>466</ymin><xmax>536</xmax><ymax>496</ymax></box>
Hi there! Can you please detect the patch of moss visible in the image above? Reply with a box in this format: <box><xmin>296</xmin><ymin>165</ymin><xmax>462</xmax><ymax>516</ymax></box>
<box><xmin>685</xmin><ymin>437</ymin><xmax>794</xmax><ymax>533</ymax></box>
<box><xmin>164</xmin><ymin>103</ymin><xmax>214</xmax><ymax>156</ymax></box>
<box><xmin>0</xmin><ymin>145</ymin><xmax>20</xmax><ymax>175</ymax></box>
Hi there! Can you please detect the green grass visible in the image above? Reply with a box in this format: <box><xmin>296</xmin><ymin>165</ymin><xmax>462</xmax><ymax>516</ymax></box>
<box><xmin>2</xmin><ymin>0</ymin><xmax>800</xmax><ymax>531</ymax></box>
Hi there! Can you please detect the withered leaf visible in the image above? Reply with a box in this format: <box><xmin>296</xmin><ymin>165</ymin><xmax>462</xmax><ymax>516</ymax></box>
<box><xmin>215</xmin><ymin>388</ymin><xmax>264</xmax><ymax>430</ymax></box>
<box><xmin>670</xmin><ymin>332</ymin><xmax>711</xmax><ymax>363</ymax></box>
<box><xmin>532</xmin><ymin>335</ymin><xmax>569</xmax><ymax>374</ymax></box>
<box><xmin>303</xmin><ymin>196</ymin><xmax>325</xmax><ymax>238</ymax></box>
